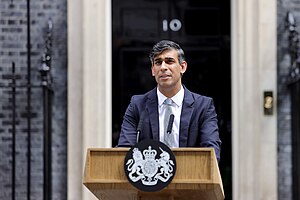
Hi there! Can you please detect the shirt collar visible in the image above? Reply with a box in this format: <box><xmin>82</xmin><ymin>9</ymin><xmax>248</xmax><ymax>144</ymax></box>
<box><xmin>157</xmin><ymin>86</ymin><xmax>184</xmax><ymax>107</ymax></box>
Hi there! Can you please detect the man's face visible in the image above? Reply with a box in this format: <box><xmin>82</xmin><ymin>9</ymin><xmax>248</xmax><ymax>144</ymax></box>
<box><xmin>151</xmin><ymin>49</ymin><xmax>187</xmax><ymax>94</ymax></box>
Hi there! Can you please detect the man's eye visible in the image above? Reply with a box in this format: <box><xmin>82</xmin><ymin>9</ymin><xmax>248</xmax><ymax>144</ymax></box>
<box><xmin>165</xmin><ymin>59</ymin><xmax>174</xmax><ymax>64</ymax></box>
<box><xmin>165</xmin><ymin>59</ymin><xmax>175</xmax><ymax>64</ymax></box>
<box><xmin>155</xmin><ymin>61</ymin><xmax>162</xmax><ymax>65</ymax></box>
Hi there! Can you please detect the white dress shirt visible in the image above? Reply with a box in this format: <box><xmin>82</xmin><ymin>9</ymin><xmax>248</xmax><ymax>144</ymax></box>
<box><xmin>157</xmin><ymin>86</ymin><xmax>184</xmax><ymax>147</ymax></box>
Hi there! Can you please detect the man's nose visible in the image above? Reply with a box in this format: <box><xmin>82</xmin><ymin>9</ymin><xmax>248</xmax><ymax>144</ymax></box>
<box><xmin>161</xmin><ymin>61</ymin><xmax>168</xmax><ymax>69</ymax></box>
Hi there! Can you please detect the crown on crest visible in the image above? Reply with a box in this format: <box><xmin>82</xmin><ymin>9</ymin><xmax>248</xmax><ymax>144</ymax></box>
<box><xmin>143</xmin><ymin>146</ymin><xmax>157</xmax><ymax>159</ymax></box>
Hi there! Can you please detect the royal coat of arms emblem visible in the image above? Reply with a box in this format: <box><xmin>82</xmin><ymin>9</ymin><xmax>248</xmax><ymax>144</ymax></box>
<box><xmin>124</xmin><ymin>140</ymin><xmax>176</xmax><ymax>192</ymax></box>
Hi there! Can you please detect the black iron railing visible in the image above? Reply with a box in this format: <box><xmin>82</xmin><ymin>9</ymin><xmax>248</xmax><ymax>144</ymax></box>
<box><xmin>286</xmin><ymin>11</ymin><xmax>300</xmax><ymax>200</ymax></box>
<box><xmin>40</xmin><ymin>19</ymin><xmax>53</xmax><ymax>200</ymax></box>
<box><xmin>26</xmin><ymin>0</ymin><xmax>32</xmax><ymax>198</ymax></box>
<box><xmin>0</xmin><ymin>1</ymin><xmax>53</xmax><ymax>199</ymax></box>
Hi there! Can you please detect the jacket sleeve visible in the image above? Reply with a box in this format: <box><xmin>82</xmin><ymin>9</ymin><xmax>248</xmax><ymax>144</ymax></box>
<box><xmin>199</xmin><ymin>98</ymin><xmax>222</xmax><ymax>162</ymax></box>
<box><xmin>117</xmin><ymin>96</ymin><xmax>139</xmax><ymax>147</ymax></box>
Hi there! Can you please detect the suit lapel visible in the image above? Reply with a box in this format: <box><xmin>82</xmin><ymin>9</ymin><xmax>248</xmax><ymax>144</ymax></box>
<box><xmin>146</xmin><ymin>89</ymin><xmax>159</xmax><ymax>141</ymax></box>
<box><xmin>179</xmin><ymin>88</ymin><xmax>194</xmax><ymax>147</ymax></box>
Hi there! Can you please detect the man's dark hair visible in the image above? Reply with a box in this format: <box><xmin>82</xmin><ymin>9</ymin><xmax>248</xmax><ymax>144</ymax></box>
<box><xmin>149</xmin><ymin>40</ymin><xmax>186</xmax><ymax>64</ymax></box>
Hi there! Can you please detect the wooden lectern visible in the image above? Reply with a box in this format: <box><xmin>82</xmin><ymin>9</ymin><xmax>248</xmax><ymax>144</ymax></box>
<box><xmin>83</xmin><ymin>148</ymin><xmax>224</xmax><ymax>200</ymax></box>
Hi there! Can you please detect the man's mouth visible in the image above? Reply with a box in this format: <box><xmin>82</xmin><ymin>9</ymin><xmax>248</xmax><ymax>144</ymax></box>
<box><xmin>160</xmin><ymin>74</ymin><xmax>171</xmax><ymax>79</ymax></box>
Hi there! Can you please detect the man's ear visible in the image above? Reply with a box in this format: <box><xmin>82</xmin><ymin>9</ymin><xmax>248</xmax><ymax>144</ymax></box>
<box><xmin>151</xmin><ymin>65</ymin><xmax>155</xmax><ymax>76</ymax></box>
<box><xmin>181</xmin><ymin>61</ymin><xmax>187</xmax><ymax>74</ymax></box>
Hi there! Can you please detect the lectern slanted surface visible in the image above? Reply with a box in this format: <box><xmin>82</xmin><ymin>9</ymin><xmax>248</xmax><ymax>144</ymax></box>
<box><xmin>83</xmin><ymin>148</ymin><xmax>224</xmax><ymax>200</ymax></box>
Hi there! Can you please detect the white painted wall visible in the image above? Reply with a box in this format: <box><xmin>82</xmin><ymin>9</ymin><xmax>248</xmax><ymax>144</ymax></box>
<box><xmin>68</xmin><ymin>0</ymin><xmax>112</xmax><ymax>199</ymax></box>
<box><xmin>231</xmin><ymin>0</ymin><xmax>277</xmax><ymax>199</ymax></box>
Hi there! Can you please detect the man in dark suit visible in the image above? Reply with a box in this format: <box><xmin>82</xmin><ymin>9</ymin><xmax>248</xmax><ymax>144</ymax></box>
<box><xmin>118</xmin><ymin>40</ymin><xmax>221</xmax><ymax>162</ymax></box>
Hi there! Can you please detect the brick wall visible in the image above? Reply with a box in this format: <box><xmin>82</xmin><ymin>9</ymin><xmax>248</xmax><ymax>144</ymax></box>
<box><xmin>0</xmin><ymin>0</ymin><xmax>67</xmax><ymax>199</ymax></box>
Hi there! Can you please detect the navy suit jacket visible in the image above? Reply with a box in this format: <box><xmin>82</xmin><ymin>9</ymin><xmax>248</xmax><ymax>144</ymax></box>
<box><xmin>118</xmin><ymin>87</ymin><xmax>221</xmax><ymax>162</ymax></box>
